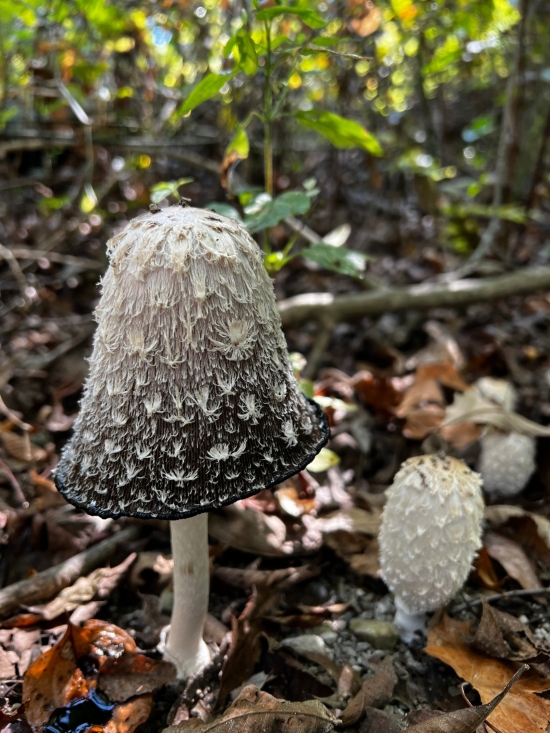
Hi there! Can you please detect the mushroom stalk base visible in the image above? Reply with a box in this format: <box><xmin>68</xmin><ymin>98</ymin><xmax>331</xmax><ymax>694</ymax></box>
<box><xmin>394</xmin><ymin>597</ymin><xmax>427</xmax><ymax>643</ymax></box>
<box><xmin>164</xmin><ymin>514</ymin><xmax>211</xmax><ymax>678</ymax></box>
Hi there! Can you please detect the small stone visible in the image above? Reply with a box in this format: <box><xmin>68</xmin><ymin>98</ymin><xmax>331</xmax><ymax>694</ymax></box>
<box><xmin>282</xmin><ymin>634</ymin><xmax>328</xmax><ymax>655</ymax></box>
<box><xmin>349</xmin><ymin>619</ymin><xmax>399</xmax><ymax>651</ymax></box>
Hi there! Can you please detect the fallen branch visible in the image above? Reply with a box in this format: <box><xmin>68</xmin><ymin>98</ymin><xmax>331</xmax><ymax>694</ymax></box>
<box><xmin>0</xmin><ymin>524</ymin><xmax>141</xmax><ymax>617</ymax></box>
<box><xmin>279</xmin><ymin>266</ymin><xmax>550</xmax><ymax>327</ymax></box>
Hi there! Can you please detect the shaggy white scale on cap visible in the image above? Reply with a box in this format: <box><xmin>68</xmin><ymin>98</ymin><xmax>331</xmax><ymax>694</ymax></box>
<box><xmin>379</xmin><ymin>454</ymin><xmax>483</xmax><ymax>638</ymax></box>
<box><xmin>479</xmin><ymin>431</ymin><xmax>536</xmax><ymax>499</ymax></box>
<box><xmin>55</xmin><ymin>205</ymin><xmax>329</xmax><ymax>520</ymax></box>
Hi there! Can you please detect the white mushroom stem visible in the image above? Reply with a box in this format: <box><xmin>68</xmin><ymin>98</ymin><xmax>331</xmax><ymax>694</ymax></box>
<box><xmin>164</xmin><ymin>514</ymin><xmax>211</xmax><ymax>678</ymax></box>
<box><xmin>393</xmin><ymin>597</ymin><xmax>427</xmax><ymax>643</ymax></box>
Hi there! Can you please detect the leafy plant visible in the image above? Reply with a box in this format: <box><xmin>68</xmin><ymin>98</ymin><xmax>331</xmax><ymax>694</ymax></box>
<box><xmin>176</xmin><ymin>0</ymin><xmax>381</xmax><ymax>279</ymax></box>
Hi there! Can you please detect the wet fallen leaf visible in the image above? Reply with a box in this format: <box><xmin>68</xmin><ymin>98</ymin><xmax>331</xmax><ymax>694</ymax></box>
<box><xmin>426</xmin><ymin>615</ymin><xmax>550</xmax><ymax>733</ymax></box>
<box><xmin>164</xmin><ymin>684</ymin><xmax>338</xmax><ymax>732</ymax></box>
<box><xmin>23</xmin><ymin>620</ymin><xmax>169</xmax><ymax>731</ymax></box>
<box><xmin>99</xmin><ymin>655</ymin><xmax>176</xmax><ymax>702</ymax></box>
<box><xmin>342</xmin><ymin>657</ymin><xmax>397</xmax><ymax>725</ymax></box>
<box><xmin>484</xmin><ymin>532</ymin><xmax>543</xmax><ymax>594</ymax></box>
<box><xmin>275</xmin><ymin>486</ymin><xmax>317</xmax><ymax>517</ymax></box>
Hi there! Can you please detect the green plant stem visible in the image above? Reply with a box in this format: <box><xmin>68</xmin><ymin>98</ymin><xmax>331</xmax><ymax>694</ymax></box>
<box><xmin>263</xmin><ymin>20</ymin><xmax>273</xmax><ymax>197</ymax></box>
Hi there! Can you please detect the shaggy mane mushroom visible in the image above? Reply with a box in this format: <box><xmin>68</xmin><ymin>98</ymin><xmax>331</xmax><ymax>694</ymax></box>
<box><xmin>55</xmin><ymin>204</ymin><xmax>329</xmax><ymax>677</ymax></box>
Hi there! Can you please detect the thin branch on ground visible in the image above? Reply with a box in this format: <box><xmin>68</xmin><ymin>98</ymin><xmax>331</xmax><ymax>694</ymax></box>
<box><xmin>452</xmin><ymin>586</ymin><xmax>550</xmax><ymax>614</ymax></box>
<box><xmin>0</xmin><ymin>525</ymin><xmax>141</xmax><ymax>617</ymax></box>
<box><xmin>278</xmin><ymin>266</ymin><xmax>550</xmax><ymax>327</ymax></box>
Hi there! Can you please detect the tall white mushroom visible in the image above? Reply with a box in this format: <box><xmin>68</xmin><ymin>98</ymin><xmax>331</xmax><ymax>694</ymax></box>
<box><xmin>379</xmin><ymin>454</ymin><xmax>484</xmax><ymax>640</ymax></box>
<box><xmin>55</xmin><ymin>204</ymin><xmax>329</xmax><ymax>677</ymax></box>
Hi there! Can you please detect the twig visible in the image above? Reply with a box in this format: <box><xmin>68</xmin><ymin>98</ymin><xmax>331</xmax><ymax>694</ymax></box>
<box><xmin>0</xmin><ymin>458</ymin><xmax>28</xmax><ymax>507</ymax></box>
<box><xmin>8</xmin><ymin>248</ymin><xmax>103</xmax><ymax>271</ymax></box>
<box><xmin>452</xmin><ymin>586</ymin><xmax>550</xmax><ymax>614</ymax></box>
<box><xmin>302</xmin><ymin>320</ymin><xmax>335</xmax><ymax>380</ymax></box>
<box><xmin>278</xmin><ymin>266</ymin><xmax>550</xmax><ymax>327</ymax></box>
<box><xmin>0</xmin><ymin>525</ymin><xmax>141</xmax><ymax>617</ymax></box>
<box><xmin>0</xmin><ymin>244</ymin><xmax>30</xmax><ymax>303</ymax></box>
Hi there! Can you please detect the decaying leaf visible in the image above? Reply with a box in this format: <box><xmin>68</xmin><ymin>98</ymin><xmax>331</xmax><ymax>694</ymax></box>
<box><xmin>405</xmin><ymin>664</ymin><xmax>528</xmax><ymax>732</ymax></box>
<box><xmin>473</xmin><ymin>601</ymin><xmax>544</xmax><ymax>663</ymax></box>
<box><xmin>23</xmin><ymin>620</ymin><xmax>171</xmax><ymax>732</ymax></box>
<box><xmin>426</xmin><ymin>615</ymin><xmax>550</xmax><ymax>733</ymax></box>
<box><xmin>341</xmin><ymin>657</ymin><xmax>397</xmax><ymax>725</ymax></box>
<box><xmin>0</xmin><ymin>431</ymin><xmax>46</xmax><ymax>463</ymax></box>
<box><xmin>163</xmin><ymin>684</ymin><xmax>338</xmax><ymax>732</ymax></box>
<box><xmin>209</xmin><ymin>504</ymin><xmax>296</xmax><ymax>556</ymax></box>
<box><xmin>484</xmin><ymin>505</ymin><xmax>550</xmax><ymax>562</ymax></box>
<box><xmin>35</xmin><ymin>554</ymin><xmax>136</xmax><ymax>620</ymax></box>
<box><xmin>484</xmin><ymin>532</ymin><xmax>543</xmax><ymax>594</ymax></box>
<box><xmin>214</xmin><ymin>564</ymin><xmax>319</xmax><ymax>591</ymax></box>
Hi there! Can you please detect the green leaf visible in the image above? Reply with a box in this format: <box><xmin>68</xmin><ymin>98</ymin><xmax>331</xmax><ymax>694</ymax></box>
<box><xmin>264</xmin><ymin>251</ymin><xmax>293</xmax><ymax>274</ymax></box>
<box><xmin>245</xmin><ymin>191</ymin><xmax>311</xmax><ymax>233</ymax></box>
<box><xmin>206</xmin><ymin>203</ymin><xmax>243</xmax><ymax>222</ymax></box>
<box><xmin>307</xmin><ymin>448</ymin><xmax>340</xmax><ymax>473</ymax></box>
<box><xmin>224</xmin><ymin>31</ymin><xmax>258</xmax><ymax>75</ymax></box>
<box><xmin>225</xmin><ymin>125</ymin><xmax>250</xmax><ymax>161</ymax></box>
<box><xmin>256</xmin><ymin>5</ymin><xmax>326</xmax><ymax>29</ymax></box>
<box><xmin>300</xmin><ymin>243</ymin><xmax>370</xmax><ymax>278</ymax></box>
<box><xmin>178</xmin><ymin>72</ymin><xmax>234</xmax><ymax>116</ymax></box>
<box><xmin>295</xmin><ymin>110</ymin><xmax>383</xmax><ymax>155</ymax></box>
<box><xmin>150</xmin><ymin>178</ymin><xmax>193</xmax><ymax>204</ymax></box>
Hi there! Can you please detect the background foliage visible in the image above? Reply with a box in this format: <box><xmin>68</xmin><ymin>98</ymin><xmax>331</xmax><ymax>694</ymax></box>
<box><xmin>3</xmin><ymin>0</ymin><xmax>547</xmax><ymax>281</ymax></box>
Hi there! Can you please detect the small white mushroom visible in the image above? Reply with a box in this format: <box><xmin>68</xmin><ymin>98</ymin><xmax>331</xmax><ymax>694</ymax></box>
<box><xmin>479</xmin><ymin>430</ymin><xmax>536</xmax><ymax>499</ymax></box>
<box><xmin>474</xmin><ymin>377</ymin><xmax>536</xmax><ymax>499</ymax></box>
<box><xmin>379</xmin><ymin>454</ymin><xmax>484</xmax><ymax>641</ymax></box>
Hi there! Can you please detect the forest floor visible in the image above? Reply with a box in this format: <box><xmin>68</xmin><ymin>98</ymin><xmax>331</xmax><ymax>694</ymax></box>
<box><xmin>2</xmin><ymin>156</ymin><xmax>550</xmax><ymax>733</ymax></box>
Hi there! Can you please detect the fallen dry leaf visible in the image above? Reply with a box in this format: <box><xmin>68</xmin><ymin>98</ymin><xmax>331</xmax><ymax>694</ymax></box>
<box><xmin>484</xmin><ymin>532</ymin><xmax>543</xmax><ymax>593</ymax></box>
<box><xmin>472</xmin><ymin>546</ymin><xmax>503</xmax><ymax>591</ymax></box>
<box><xmin>35</xmin><ymin>554</ymin><xmax>136</xmax><ymax>620</ymax></box>
<box><xmin>0</xmin><ymin>431</ymin><xmax>46</xmax><ymax>463</ymax></box>
<box><xmin>484</xmin><ymin>505</ymin><xmax>550</xmax><ymax>563</ymax></box>
<box><xmin>443</xmin><ymin>390</ymin><xmax>550</xmax><ymax>436</ymax></box>
<box><xmin>208</xmin><ymin>502</ymin><xmax>321</xmax><ymax>557</ymax></box>
<box><xmin>214</xmin><ymin>564</ymin><xmax>319</xmax><ymax>591</ymax></box>
<box><xmin>426</xmin><ymin>615</ymin><xmax>550</xmax><ymax>733</ymax></box>
<box><xmin>404</xmin><ymin>664</ymin><xmax>529</xmax><ymax>732</ymax></box>
<box><xmin>473</xmin><ymin>601</ymin><xmax>543</xmax><ymax>663</ymax></box>
<box><xmin>342</xmin><ymin>657</ymin><xmax>397</xmax><ymax>725</ymax></box>
<box><xmin>352</xmin><ymin>371</ymin><xmax>404</xmax><ymax>418</ymax></box>
<box><xmin>163</xmin><ymin>684</ymin><xmax>338</xmax><ymax>732</ymax></box>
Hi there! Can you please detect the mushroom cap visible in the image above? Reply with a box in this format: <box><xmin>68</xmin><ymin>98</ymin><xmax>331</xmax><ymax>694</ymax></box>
<box><xmin>379</xmin><ymin>454</ymin><xmax>484</xmax><ymax>614</ymax></box>
<box><xmin>55</xmin><ymin>206</ymin><xmax>329</xmax><ymax>519</ymax></box>
<box><xmin>479</xmin><ymin>430</ymin><xmax>536</xmax><ymax>499</ymax></box>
